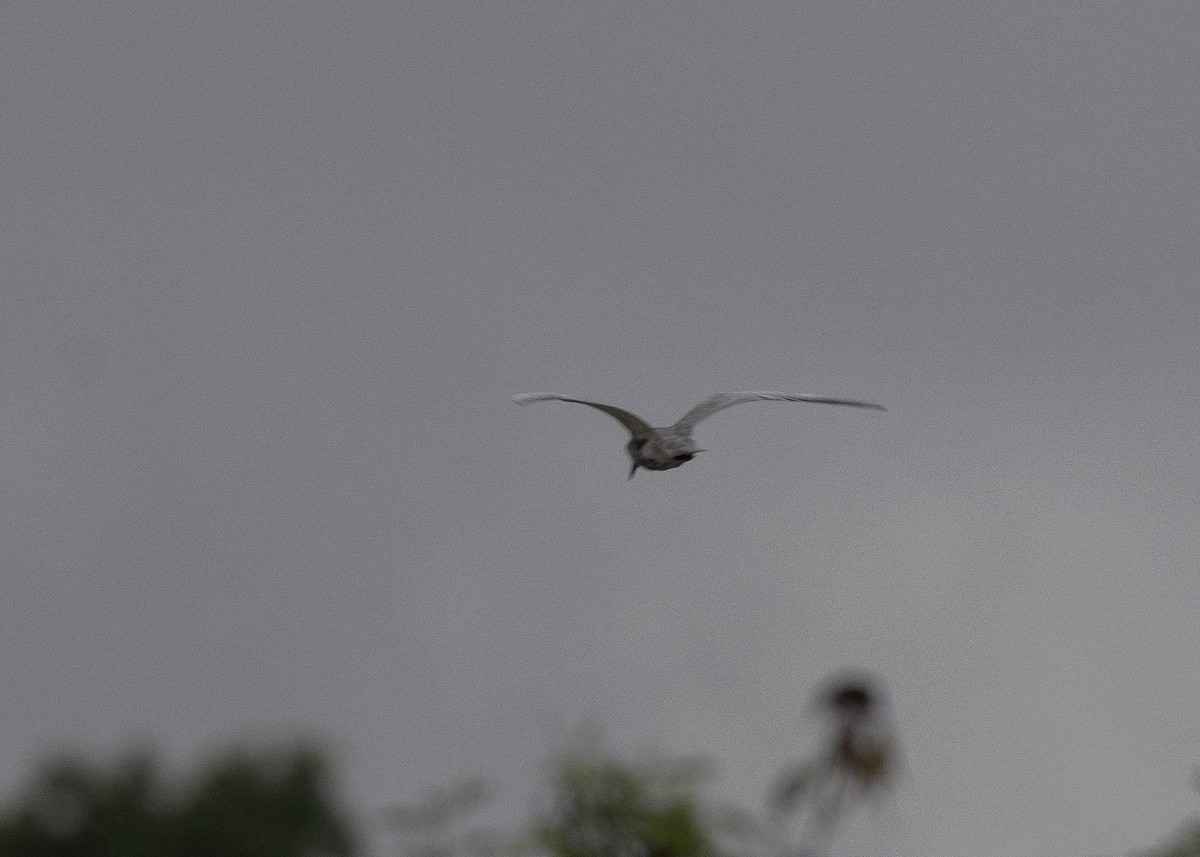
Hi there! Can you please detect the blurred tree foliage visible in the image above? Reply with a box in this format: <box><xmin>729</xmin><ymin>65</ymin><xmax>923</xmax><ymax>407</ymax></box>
<box><xmin>1135</xmin><ymin>778</ymin><xmax>1200</xmax><ymax>857</ymax></box>
<box><xmin>535</xmin><ymin>753</ymin><xmax>715</xmax><ymax>857</ymax></box>
<box><xmin>5</xmin><ymin>731</ymin><xmax>1193</xmax><ymax>857</ymax></box>
<box><xmin>0</xmin><ymin>743</ymin><xmax>357</xmax><ymax>857</ymax></box>
<box><xmin>530</xmin><ymin>740</ymin><xmax>762</xmax><ymax>857</ymax></box>
<box><xmin>1138</xmin><ymin>825</ymin><xmax>1200</xmax><ymax>857</ymax></box>
<box><xmin>385</xmin><ymin>777</ymin><xmax>511</xmax><ymax>857</ymax></box>
<box><xmin>384</xmin><ymin>736</ymin><xmax>764</xmax><ymax>857</ymax></box>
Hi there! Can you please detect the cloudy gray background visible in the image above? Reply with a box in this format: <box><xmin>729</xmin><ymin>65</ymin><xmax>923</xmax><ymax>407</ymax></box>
<box><xmin>4</xmin><ymin>2</ymin><xmax>1199</xmax><ymax>855</ymax></box>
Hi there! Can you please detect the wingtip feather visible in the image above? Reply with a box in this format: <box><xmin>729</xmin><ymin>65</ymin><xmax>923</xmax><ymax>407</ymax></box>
<box><xmin>513</xmin><ymin>392</ymin><xmax>561</xmax><ymax>405</ymax></box>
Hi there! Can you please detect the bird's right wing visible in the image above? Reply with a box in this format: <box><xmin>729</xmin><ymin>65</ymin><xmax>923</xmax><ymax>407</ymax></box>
<box><xmin>513</xmin><ymin>393</ymin><xmax>654</xmax><ymax>437</ymax></box>
<box><xmin>673</xmin><ymin>391</ymin><xmax>886</xmax><ymax>431</ymax></box>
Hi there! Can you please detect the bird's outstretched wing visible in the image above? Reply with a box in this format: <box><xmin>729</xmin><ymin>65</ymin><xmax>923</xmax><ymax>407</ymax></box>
<box><xmin>672</xmin><ymin>391</ymin><xmax>886</xmax><ymax>432</ymax></box>
<box><xmin>513</xmin><ymin>393</ymin><xmax>654</xmax><ymax>437</ymax></box>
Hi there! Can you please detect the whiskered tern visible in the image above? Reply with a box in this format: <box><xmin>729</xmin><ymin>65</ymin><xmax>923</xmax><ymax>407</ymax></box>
<box><xmin>514</xmin><ymin>391</ymin><xmax>885</xmax><ymax>478</ymax></box>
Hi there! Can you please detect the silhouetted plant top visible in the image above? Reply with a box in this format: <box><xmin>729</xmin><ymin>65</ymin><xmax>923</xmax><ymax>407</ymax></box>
<box><xmin>0</xmin><ymin>743</ymin><xmax>358</xmax><ymax>857</ymax></box>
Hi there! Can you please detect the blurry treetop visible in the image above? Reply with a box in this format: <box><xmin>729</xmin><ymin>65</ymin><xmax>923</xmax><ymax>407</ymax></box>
<box><xmin>0</xmin><ymin>742</ymin><xmax>358</xmax><ymax>857</ymax></box>
<box><xmin>531</xmin><ymin>737</ymin><xmax>767</xmax><ymax>857</ymax></box>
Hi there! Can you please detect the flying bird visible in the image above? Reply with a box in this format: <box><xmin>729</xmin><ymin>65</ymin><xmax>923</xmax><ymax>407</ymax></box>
<box><xmin>513</xmin><ymin>391</ymin><xmax>885</xmax><ymax>478</ymax></box>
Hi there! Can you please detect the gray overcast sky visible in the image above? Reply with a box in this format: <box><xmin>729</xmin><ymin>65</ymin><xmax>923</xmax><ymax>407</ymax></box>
<box><xmin>3</xmin><ymin>3</ymin><xmax>1199</xmax><ymax>855</ymax></box>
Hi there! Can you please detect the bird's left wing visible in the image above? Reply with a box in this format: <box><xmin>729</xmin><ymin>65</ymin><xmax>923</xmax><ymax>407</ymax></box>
<box><xmin>672</xmin><ymin>391</ymin><xmax>886</xmax><ymax>431</ymax></box>
<box><xmin>513</xmin><ymin>393</ymin><xmax>654</xmax><ymax>437</ymax></box>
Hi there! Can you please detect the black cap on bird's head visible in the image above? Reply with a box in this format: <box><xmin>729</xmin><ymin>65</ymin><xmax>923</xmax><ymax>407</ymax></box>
<box><xmin>816</xmin><ymin>673</ymin><xmax>886</xmax><ymax>722</ymax></box>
